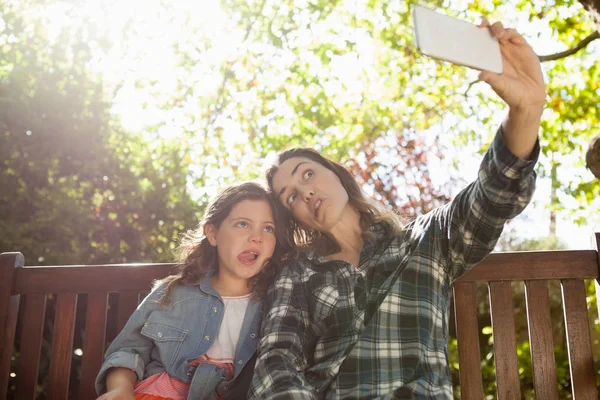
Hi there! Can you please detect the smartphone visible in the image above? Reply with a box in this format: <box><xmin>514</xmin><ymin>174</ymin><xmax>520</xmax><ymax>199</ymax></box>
<box><xmin>412</xmin><ymin>5</ymin><xmax>503</xmax><ymax>74</ymax></box>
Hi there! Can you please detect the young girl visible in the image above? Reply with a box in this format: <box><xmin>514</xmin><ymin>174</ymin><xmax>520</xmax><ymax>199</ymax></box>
<box><xmin>95</xmin><ymin>182</ymin><xmax>290</xmax><ymax>400</ymax></box>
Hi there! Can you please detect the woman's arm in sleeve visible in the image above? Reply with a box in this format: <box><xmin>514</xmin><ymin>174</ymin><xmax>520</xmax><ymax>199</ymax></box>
<box><xmin>248</xmin><ymin>269</ymin><xmax>317</xmax><ymax>400</ymax></box>
<box><xmin>429</xmin><ymin>125</ymin><xmax>539</xmax><ymax>281</ymax></box>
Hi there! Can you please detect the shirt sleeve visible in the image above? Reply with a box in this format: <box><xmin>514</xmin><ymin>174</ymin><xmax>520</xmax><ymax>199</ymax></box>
<box><xmin>248</xmin><ymin>267</ymin><xmax>317</xmax><ymax>400</ymax></box>
<box><xmin>94</xmin><ymin>286</ymin><xmax>163</xmax><ymax>395</ymax></box>
<box><xmin>428</xmin><ymin>126</ymin><xmax>539</xmax><ymax>281</ymax></box>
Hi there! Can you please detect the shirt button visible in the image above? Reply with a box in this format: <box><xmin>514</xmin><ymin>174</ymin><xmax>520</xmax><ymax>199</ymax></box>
<box><xmin>237</xmin><ymin>360</ymin><xmax>243</xmax><ymax>365</ymax></box>
<box><xmin>213</xmin><ymin>307</ymin><xmax>218</xmax><ymax>312</ymax></box>
<box><xmin>250</xmin><ymin>333</ymin><xmax>256</xmax><ymax>338</ymax></box>
<box><xmin>157</xmin><ymin>332</ymin><xmax>163</xmax><ymax>338</ymax></box>
<box><xmin>205</xmin><ymin>335</ymin><xmax>210</xmax><ymax>341</ymax></box>
<box><xmin>187</xmin><ymin>372</ymin><xmax>192</xmax><ymax>377</ymax></box>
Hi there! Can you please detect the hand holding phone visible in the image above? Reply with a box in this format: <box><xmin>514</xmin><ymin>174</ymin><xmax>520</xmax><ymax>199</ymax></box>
<box><xmin>412</xmin><ymin>5</ymin><xmax>503</xmax><ymax>73</ymax></box>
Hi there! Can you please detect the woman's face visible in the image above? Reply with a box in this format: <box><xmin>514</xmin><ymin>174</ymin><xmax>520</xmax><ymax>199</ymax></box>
<box><xmin>271</xmin><ymin>156</ymin><xmax>350</xmax><ymax>232</ymax></box>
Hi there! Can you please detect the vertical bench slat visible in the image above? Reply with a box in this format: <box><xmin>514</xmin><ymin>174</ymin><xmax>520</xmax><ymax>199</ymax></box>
<box><xmin>117</xmin><ymin>291</ymin><xmax>139</xmax><ymax>332</ymax></box>
<box><xmin>79</xmin><ymin>292</ymin><xmax>108</xmax><ymax>400</ymax></box>
<box><xmin>489</xmin><ymin>281</ymin><xmax>521</xmax><ymax>400</ymax></box>
<box><xmin>561</xmin><ymin>279</ymin><xmax>598</xmax><ymax>400</ymax></box>
<box><xmin>0</xmin><ymin>253</ymin><xmax>24</xmax><ymax>397</ymax></box>
<box><xmin>16</xmin><ymin>294</ymin><xmax>47</xmax><ymax>400</ymax></box>
<box><xmin>524</xmin><ymin>280</ymin><xmax>558</xmax><ymax>400</ymax></box>
<box><xmin>47</xmin><ymin>293</ymin><xmax>78</xmax><ymax>400</ymax></box>
<box><xmin>453</xmin><ymin>282</ymin><xmax>484</xmax><ymax>400</ymax></box>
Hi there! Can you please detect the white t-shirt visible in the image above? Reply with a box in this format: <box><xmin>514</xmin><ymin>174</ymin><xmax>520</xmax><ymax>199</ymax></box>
<box><xmin>204</xmin><ymin>293</ymin><xmax>252</xmax><ymax>365</ymax></box>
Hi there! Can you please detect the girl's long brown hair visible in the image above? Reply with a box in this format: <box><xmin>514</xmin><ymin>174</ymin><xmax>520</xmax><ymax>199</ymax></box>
<box><xmin>157</xmin><ymin>182</ymin><xmax>292</xmax><ymax>305</ymax></box>
<box><xmin>266</xmin><ymin>148</ymin><xmax>402</xmax><ymax>255</ymax></box>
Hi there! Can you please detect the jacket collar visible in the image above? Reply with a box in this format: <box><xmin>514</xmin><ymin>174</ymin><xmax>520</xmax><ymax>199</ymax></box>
<box><xmin>198</xmin><ymin>270</ymin><xmax>218</xmax><ymax>296</ymax></box>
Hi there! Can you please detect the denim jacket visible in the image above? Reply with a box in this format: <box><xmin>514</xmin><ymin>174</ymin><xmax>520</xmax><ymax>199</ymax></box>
<box><xmin>95</xmin><ymin>276</ymin><xmax>263</xmax><ymax>400</ymax></box>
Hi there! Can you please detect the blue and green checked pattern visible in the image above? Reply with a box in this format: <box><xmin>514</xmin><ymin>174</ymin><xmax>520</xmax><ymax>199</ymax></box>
<box><xmin>249</xmin><ymin>129</ymin><xmax>539</xmax><ymax>400</ymax></box>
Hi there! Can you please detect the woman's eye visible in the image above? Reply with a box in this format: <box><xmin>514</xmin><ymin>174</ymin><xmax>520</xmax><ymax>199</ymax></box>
<box><xmin>303</xmin><ymin>170</ymin><xmax>313</xmax><ymax>180</ymax></box>
<box><xmin>287</xmin><ymin>194</ymin><xmax>296</xmax><ymax>206</ymax></box>
<box><xmin>236</xmin><ymin>221</ymin><xmax>248</xmax><ymax>228</ymax></box>
<box><xmin>265</xmin><ymin>225</ymin><xmax>275</xmax><ymax>233</ymax></box>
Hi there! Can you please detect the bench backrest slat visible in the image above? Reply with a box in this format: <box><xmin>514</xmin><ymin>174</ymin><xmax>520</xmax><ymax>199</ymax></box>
<box><xmin>561</xmin><ymin>279</ymin><xmax>598</xmax><ymax>400</ymax></box>
<box><xmin>79</xmin><ymin>292</ymin><xmax>109</xmax><ymax>400</ymax></box>
<box><xmin>459</xmin><ymin>250</ymin><xmax>598</xmax><ymax>281</ymax></box>
<box><xmin>117</xmin><ymin>291</ymin><xmax>141</xmax><ymax>333</ymax></box>
<box><xmin>0</xmin><ymin>253</ymin><xmax>23</xmax><ymax>396</ymax></box>
<box><xmin>452</xmin><ymin>282</ymin><xmax>484</xmax><ymax>400</ymax></box>
<box><xmin>14</xmin><ymin>265</ymin><xmax>173</xmax><ymax>294</ymax></box>
<box><xmin>16</xmin><ymin>294</ymin><xmax>47</xmax><ymax>400</ymax></box>
<box><xmin>523</xmin><ymin>280</ymin><xmax>559</xmax><ymax>400</ymax></box>
<box><xmin>47</xmin><ymin>293</ymin><xmax>78</xmax><ymax>400</ymax></box>
<box><xmin>489</xmin><ymin>282</ymin><xmax>521</xmax><ymax>400</ymax></box>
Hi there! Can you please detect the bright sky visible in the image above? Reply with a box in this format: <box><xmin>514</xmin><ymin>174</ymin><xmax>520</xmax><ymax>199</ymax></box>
<box><xmin>35</xmin><ymin>0</ymin><xmax>600</xmax><ymax>250</ymax></box>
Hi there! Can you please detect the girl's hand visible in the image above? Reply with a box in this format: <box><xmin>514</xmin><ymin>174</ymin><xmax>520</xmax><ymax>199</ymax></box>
<box><xmin>477</xmin><ymin>19</ymin><xmax>546</xmax><ymax>113</ymax></box>
<box><xmin>98</xmin><ymin>367</ymin><xmax>137</xmax><ymax>400</ymax></box>
<box><xmin>96</xmin><ymin>387</ymin><xmax>136</xmax><ymax>400</ymax></box>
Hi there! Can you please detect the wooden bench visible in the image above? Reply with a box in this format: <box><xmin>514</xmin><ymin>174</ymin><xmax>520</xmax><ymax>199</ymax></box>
<box><xmin>1</xmin><ymin>237</ymin><xmax>599</xmax><ymax>399</ymax></box>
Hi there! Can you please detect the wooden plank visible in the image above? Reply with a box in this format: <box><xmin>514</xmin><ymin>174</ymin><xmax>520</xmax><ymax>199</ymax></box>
<box><xmin>47</xmin><ymin>293</ymin><xmax>78</xmax><ymax>400</ymax></box>
<box><xmin>0</xmin><ymin>252</ymin><xmax>24</xmax><ymax>397</ymax></box>
<box><xmin>105</xmin><ymin>294</ymin><xmax>119</xmax><ymax>344</ymax></box>
<box><xmin>14</xmin><ymin>264</ymin><xmax>172</xmax><ymax>294</ymax></box>
<box><xmin>10</xmin><ymin>251</ymin><xmax>598</xmax><ymax>292</ymax></box>
<box><xmin>459</xmin><ymin>250</ymin><xmax>598</xmax><ymax>282</ymax></box>
<box><xmin>561</xmin><ymin>279</ymin><xmax>598</xmax><ymax>400</ymax></box>
<box><xmin>79</xmin><ymin>293</ymin><xmax>108</xmax><ymax>400</ymax></box>
<box><xmin>16</xmin><ymin>294</ymin><xmax>47</xmax><ymax>400</ymax></box>
<box><xmin>453</xmin><ymin>282</ymin><xmax>484</xmax><ymax>400</ymax></box>
<box><xmin>488</xmin><ymin>282</ymin><xmax>521</xmax><ymax>400</ymax></box>
<box><xmin>524</xmin><ymin>280</ymin><xmax>558</xmax><ymax>400</ymax></box>
<box><xmin>117</xmin><ymin>292</ymin><xmax>140</xmax><ymax>332</ymax></box>
<box><xmin>593</xmin><ymin>232</ymin><xmax>600</xmax><ymax>322</ymax></box>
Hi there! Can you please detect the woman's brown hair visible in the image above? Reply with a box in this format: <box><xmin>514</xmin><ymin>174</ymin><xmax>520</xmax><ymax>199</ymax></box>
<box><xmin>266</xmin><ymin>148</ymin><xmax>402</xmax><ymax>255</ymax></box>
<box><xmin>157</xmin><ymin>182</ymin><xmax>292</xmax><ymax>305</ymax></box>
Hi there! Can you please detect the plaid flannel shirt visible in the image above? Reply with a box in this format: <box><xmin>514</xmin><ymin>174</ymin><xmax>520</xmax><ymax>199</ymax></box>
<box><xmin>249</xmin><ymin>129</ymin><xmax>539</xmax><ymax>400</ymax></box>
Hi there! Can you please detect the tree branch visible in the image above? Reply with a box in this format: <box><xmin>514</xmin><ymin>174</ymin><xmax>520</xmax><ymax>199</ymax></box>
<box><xmin>538</xmin><ymin>31</ymin><xmax>600</xmax><ymax>62</ymax></box>
<box><xmin>464</xmin><ymin>79</ymin><xmax>481</xmax><ymax>96</ymax></box>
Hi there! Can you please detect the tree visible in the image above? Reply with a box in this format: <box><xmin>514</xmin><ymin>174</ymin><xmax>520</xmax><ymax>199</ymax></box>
<box><xmin>579</xmin><ymin>0</ymin><xmax>600</xmax><ymax>31</ymax></box>
<box><xmin>0</xmin><ymin>0</ymin><xmax>198</xmax><ymax>265</ymax></box>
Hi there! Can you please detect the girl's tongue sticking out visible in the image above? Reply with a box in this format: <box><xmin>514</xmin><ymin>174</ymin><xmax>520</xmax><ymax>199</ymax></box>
<box><xmin>238</xmin><ymin>250</ymin><xmax>259</xmax><ymax>266</ymax></box>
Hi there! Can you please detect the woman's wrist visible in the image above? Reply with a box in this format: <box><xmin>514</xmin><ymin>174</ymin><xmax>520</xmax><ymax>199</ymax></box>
<box><xmin>501</xmin><ymin>107</ymin><xmax>542</xmax><ymax>160</ymax></box>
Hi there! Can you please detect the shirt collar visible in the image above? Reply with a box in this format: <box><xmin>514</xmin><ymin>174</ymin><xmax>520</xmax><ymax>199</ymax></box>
<box><xmin>305</xmin><ymin>222</ymin><xmax>391</xmax><ymax>265</ymax></box>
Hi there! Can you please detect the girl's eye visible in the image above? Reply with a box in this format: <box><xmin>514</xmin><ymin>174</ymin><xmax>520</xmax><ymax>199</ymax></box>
<box><xmin>287</xmin><ymin>194</ymin><xmax>297</xmax><ymax>206</ymax></box>
<box><xmin>303</xmin><ymin>170</ymin><xmax>313</xmax><ymax>180</ymax></box>
<box><xmin>265</xmin><ymin>225</ymin><xmax>275</xmax><ymax>233</ymax></box>
<box><xmin>236</xmin><ymin>221</ymin><xmax>248</xmax><ymax>228</ymax></box>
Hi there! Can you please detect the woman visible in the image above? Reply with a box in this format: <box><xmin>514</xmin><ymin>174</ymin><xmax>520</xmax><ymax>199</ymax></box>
<box><xmin>249</xmin><ymin>20</ymin><xmax>545</xmax><ymax>399</ymax></box>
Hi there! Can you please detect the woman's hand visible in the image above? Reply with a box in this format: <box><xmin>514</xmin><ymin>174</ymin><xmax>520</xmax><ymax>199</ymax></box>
<box><xmin>96</xmin><ymin>387</ymin><xmax>136</xmax><ymax>400</ymax></box>
<box><xmin>478</xmin><ymin>20</ymin><xmax>546</xmax><ymax>113</ymax></box>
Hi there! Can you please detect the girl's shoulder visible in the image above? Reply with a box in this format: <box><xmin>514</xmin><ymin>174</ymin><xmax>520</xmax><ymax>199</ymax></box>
<box><xmin>143</xmin><ymin>281</ymin><xmax>208</xmax><ymax>306</ymax></box>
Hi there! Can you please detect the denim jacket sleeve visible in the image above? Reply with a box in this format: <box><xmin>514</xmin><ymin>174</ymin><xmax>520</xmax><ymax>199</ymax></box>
<box><xmin>95</xmin><ymin>284</ymin><xmax>165</xmax><ymax>395</ymax></box>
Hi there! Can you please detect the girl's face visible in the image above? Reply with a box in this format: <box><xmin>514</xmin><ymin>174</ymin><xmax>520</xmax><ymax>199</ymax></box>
<box><xmin>206</xmin><ymin>199</ymin><xmax>277</xmax><ymax>283</ymax></box>
<box><xmin>271</xmin><ymin>156</ymin><xmax>350</xmax><ymax>233</ymax></box>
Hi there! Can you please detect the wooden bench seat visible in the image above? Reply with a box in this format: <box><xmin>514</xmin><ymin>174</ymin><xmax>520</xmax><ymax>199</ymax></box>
<box><xmin>1</xmin><ymin>237</ymin><xmax>599</xmax><ymax>399</ymax></box>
